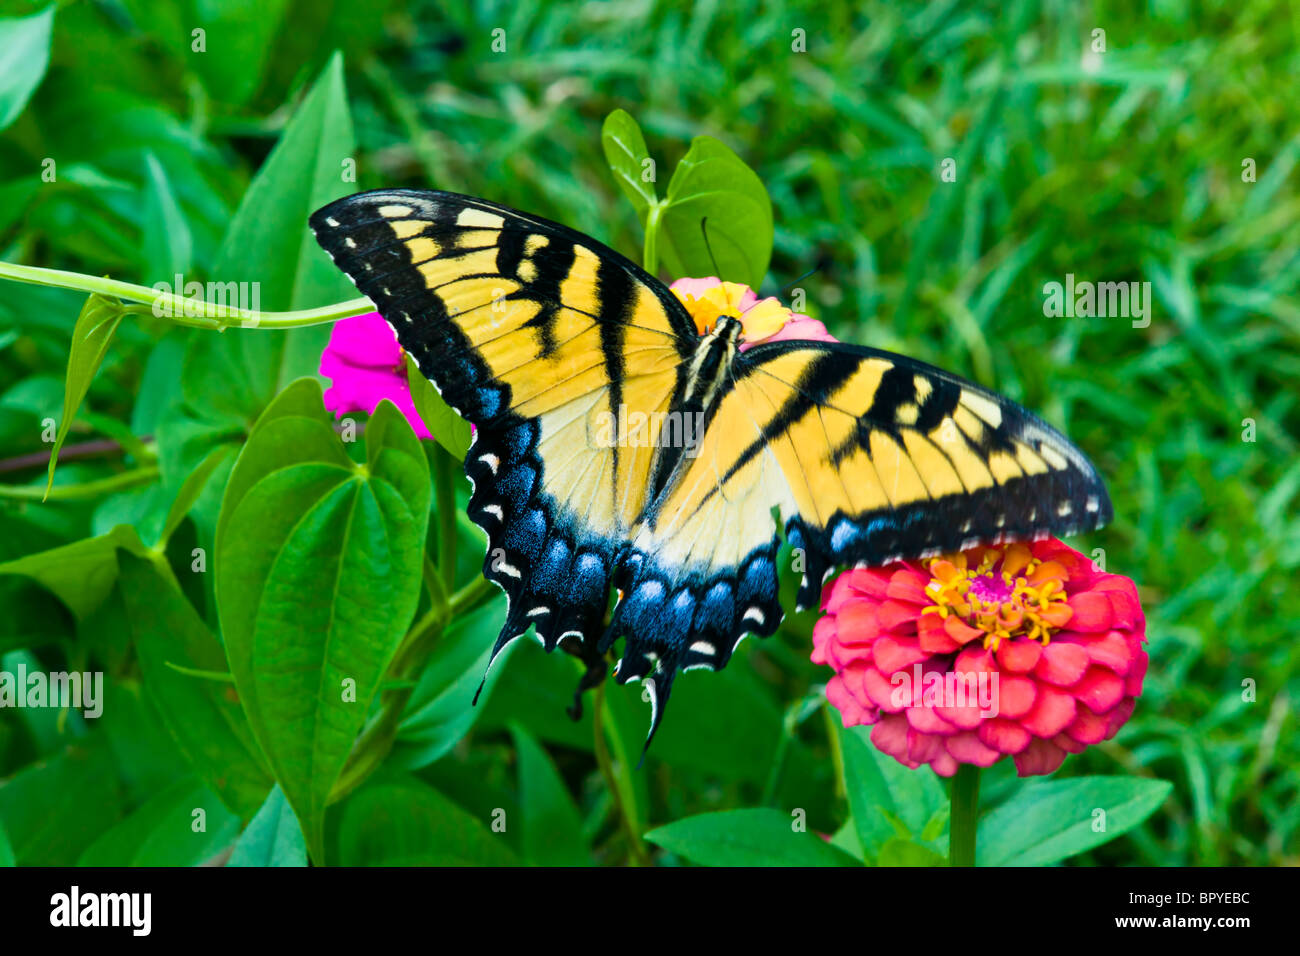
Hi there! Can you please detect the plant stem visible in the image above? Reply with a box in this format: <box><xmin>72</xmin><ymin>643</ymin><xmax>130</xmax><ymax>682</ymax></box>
<box><xmin>0</xmin><ymin>437</ymin><xmax>141</xmax><ymax>475</ymax></box>
<box><xmin>449</xmin><ymin>576</ymin><xmax>496</xmax><ymax>616</ymax></box>
<box><xmin>330</xmin><ymin>600</ymin><xmax>449</xmax><ymax>804</ymax></box>
<box><xmin>0</xmin><ymin>261</ymin><xmax>374</xmax><ymax>330</ymax></box>
<box><xmin>949</xmin><ymin>763</ymin><xmax>981</xmax><ymax>867</ymax></box>
<box><xmin>643</xmin><ymin>201</ymin><xmax>662</xmax><ymax>276</ymax></box>
<box><xmin>593</xmin><ymin>681</ymin><xmax>650</xmax><ymax>866</ymax></box>
<box><xmin>823</xmin><ymin>703</ymin><xmax>847</xmax><ymax>801</ymax></box>
<box><xmin>0</xmin><ymin>466</ymin><xmax>159</xmax><ymax>500</ymax></box>
<box><xmin>432</xmin><ymin>445</ymin><xmax>458</xmax><ymax>591</ymax></box>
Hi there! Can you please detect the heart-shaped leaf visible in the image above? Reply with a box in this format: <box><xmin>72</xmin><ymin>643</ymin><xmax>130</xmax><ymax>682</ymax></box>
<box><xmin>659</xmin><ymin>136</ymin><xmax>773</xmax><ymax>288</ymax></box>
<box><xmin>215</xmin><ymin>378</ymin><xmax>430</xmax><ymax>862</ymax></box>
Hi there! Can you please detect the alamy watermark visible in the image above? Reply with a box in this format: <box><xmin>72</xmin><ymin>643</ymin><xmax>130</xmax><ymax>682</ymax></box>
<box><xmin>1042</xmin><ymin>273</ymin><xmax>1152</xmax><ymax>328</ymax></box>
<box><xmin>151</xmin><ymin>274</ymin><xmax>261</xmax><ymax>325</ymax></box>
<box><xmin>0</xmin><ymin>664</ymin><xmax>103</xmax><ymax>718</ymax></box>
<box><xmin>890</xmin><ymin>664</ymin><xmax>1000</xmax><ymax>718</ymax></box>
<box><xmin>591</xmin><ymin>405</ymin><xmax>706</xmax><ymax>457</ymax></box>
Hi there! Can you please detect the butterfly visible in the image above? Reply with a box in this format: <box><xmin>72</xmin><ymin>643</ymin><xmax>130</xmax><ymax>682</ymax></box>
<box><xmin>311</xmin><ymin>188</ymin><xmax>1112</xmax><ymax>747</ymax></box>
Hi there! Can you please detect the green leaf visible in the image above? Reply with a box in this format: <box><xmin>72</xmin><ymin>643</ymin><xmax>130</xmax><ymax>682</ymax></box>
<box><xmin>336</xmin><ymin>776</ymin><xmax>518</xmax><ymax>866</ymax></box>
<box><xmin>76</xmin><ymin>778</ymin><xmax>239</xmax><ymax>867</ymax></box>
<box><xmin>0</xmin><ymin>745</ymin><xmax>125</xmax><ymax>865</ymax></box>
<box><xmin>228</xmin><ymin>785</ymin><xmax>308</xmax><ymax>867</ymax></box>
<box><xmin>658</xmin><ymin>136</ymin><xmax>773</xmax><ymax>288</ymax></box>
<box><xmin>188</xmin><ymin>0</ymin><xmax>292</xmax><ymax>106</ymax></box>
<box><xmin>117</xmin><ymin>551</ymin><xmax>274</xmax><ymax>818</ymax></box>
<box><xmin>510</xmin><ymin>724</ymin><xmax>590</xmax><ymax>866</ymax></box>
<box><xmin>645</xmin><ymin>809</ymin><xmax>861</xmax><ymax>867</ymax></box>
<box><xmin>198</xmin><ymin>51</ymin><xmax>357</xmax><ymax>444</ymax></box>
<box><xmin>390</xmin><ymin>592</ymin><xmax>509</xmax><ymax>769</ymax></box>
<box><xmin>0</xmin><ymin>524</ymin><xmax>146</xmax><ymax>621</ymax></box>
<box><xmin>212</xmin><ymin>51</ymin><xmax>355</xmax><ymax>313</ymax></box>
<box><xmin>45</xmin><ymin>293</ymin><xmax>128</xmax><ymax>496</ymax></box>
<box><xmin>142</xmin><ymin>152</ymin><xmax>193</xmax><ymax>278</ymax></box>
<box><xmin>157</xmin><ymin>442</ymin><xmax>233</xmax><ymax>548</ymax></box>
<box><xmin>0</xmin><ymin>820</ymin><xmax>14</xmax><ymax>867</ymax></box>
<box><xmin>1</xmin><ymin>649</ymin><xmax>88</xmax><ymax>751</ymax></box>
<box><xmin>215</xmin><ymin>380</ymin><xmax>430</xmax><ymax>862</ymax></box>
<box><xmin>0</xmin><ymin>575</ymin><xmax>72</xmax><ymax>655</ymax></box>
<box><xmin>0</xmin><ymin>5</ymin><xmax>54</xmax><ymax>132</ymax></box>
<box><xmin>828</xmin><ymin>821</ymin><xmax>865</xmax><ymax>861</ymax></box>
<box><xmin>405</xmin><ymin>351</ymin><xmax>472</xmax><ymax>459</ymax></box>
<box><xmin>837</xmin><ymin>721</ymin><xmax>948</xmax><ymax>860</ymax></box>
<box><xmin>876</xmin><ymin>838</ymin><xmax>948</xmax><ymax>867</ymax></box>
<box><xmin>601</xmin><ymin>109</ymin><xmax>657</xmax><ymax>217</ymax></box>
<box><xmin>977</xmin><ymin>776</ymin><xmax>1174</xmax><ymax>867</ymax></box>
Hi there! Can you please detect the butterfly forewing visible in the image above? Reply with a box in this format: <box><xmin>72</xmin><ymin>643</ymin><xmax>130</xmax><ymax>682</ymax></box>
<box><xmin>311</xmin><ymin>189</ymin><xmax>696</xmax><ymax>669</ymax></box>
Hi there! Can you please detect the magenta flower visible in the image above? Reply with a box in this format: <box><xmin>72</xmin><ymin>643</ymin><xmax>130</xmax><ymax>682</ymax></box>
<box><xmin>319</xmin><ymin>312</ymin><xmax>431</xmax><ymax>439</ymax></box>
<box><xmin>668</xmin><ymin>276</ymin><xmax>836</xmax><ymax>349</ymax></box>
<box><xmin>813</xmin><ymin>538</ymin><xmax>1148</xmax><ymax>777</ymax></box>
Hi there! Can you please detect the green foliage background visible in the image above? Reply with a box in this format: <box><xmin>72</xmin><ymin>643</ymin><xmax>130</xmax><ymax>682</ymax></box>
<box><xmin>0</xmin><ymin>0</ymin><xmax>1295</xmax><ymax>865</ymax></box>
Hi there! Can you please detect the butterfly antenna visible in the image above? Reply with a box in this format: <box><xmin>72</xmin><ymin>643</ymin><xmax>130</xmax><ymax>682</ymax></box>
<box><xmin>700</xmin><ymin>217</ymin><xmax>723</xmax><ymax>278</ymax></box>
<box><xmin>778</xmin><ymin>263</ymin><xmax>821</xmax><ymax>299</ymax></box>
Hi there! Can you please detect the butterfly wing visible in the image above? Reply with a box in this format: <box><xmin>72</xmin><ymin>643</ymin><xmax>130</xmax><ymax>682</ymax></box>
<box><xmin>310</xmin><ymin>189</ymin><xmax>698</xmax><ymax>662</ymax></box>
<box><xmin>614</xmin><ymin>339</ymin><xmax>1111</xmax><ymax>733</ymax></box>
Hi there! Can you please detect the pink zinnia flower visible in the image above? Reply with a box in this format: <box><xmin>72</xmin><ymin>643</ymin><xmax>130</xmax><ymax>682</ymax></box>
<box><xmin>319</xmin><ymin>312</ymin><xmax>431</xmax><ymax>439</ymax></box>
<box><xmin>669</xmin><ymin>276</ymin><xmax>836</xmax><ymax>349</ymax></box>
<box><xmin>814</xmin><ymin>538</ymin><xmax>1147</xmax><ymax>777</ymax></box>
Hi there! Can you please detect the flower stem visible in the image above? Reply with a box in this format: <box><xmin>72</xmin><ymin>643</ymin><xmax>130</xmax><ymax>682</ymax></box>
<box><xmin>432</xmin><ymin>444</ymin><xmax>458</xmax><ymax>591</ymax></box>
<box><xmin>448</xmin><ymin>576</ymin><xmax>496</xmax><ymax>617</ymax></box>
<box><xmin>949</xmin><ymin>764</ymin><xmax>981</xmax><ymax>866</ymax></box>
<box><xmin>0</xmin><ymin>261</ymin><xmax>374</xmax><ymax>330</ymax></box>
<box><xmin>0</xmin><ymin>466</ymin><xmax>159</xmax><ymax>501</ymax></box>
<box><xmin>643</xmin><ymin>201</ymin><xmax>663</xmax><ymax>276</ymax></box>
<box><xmin>330</xmin><ymin>600</ymin><xmax>449</xmax><ymax>805</ymax></box>
<box><xmin>593</xmin><ymin>681</ymin><xmax>650</xmax><ymax>866</ymax></box>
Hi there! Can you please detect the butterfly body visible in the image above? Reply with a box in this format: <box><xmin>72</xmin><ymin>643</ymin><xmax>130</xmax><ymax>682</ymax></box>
<box><xmin>311</xmin><ymin>188</ymin><xmax>1112</xmax><ymax>744</ymax></box>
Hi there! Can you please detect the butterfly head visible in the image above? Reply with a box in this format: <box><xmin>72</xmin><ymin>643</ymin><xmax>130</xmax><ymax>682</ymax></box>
<box><xmin>708</xmin><ymin>314</ymin><xmax>745</xmax><ymax>345</ymax></box>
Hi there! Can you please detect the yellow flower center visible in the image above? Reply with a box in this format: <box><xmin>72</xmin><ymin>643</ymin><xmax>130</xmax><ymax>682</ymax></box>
<box><xmin>921</xmin><ymin>543</ymin><xmax>1073</xmax><ymax>651</ymax></box>
<box><xmin>671</xmin><ymin>281</ymin><xmax>793</xmax><ymax>341</ymax></box>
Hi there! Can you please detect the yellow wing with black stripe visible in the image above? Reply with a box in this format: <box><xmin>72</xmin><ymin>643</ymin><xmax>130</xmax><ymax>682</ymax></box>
<box><xmin>614</xmin><ymin>340</ymin><xmax>1111</xmax><ymax>716</ymax></box>
<box><xmin>310</xmin><ymin>188</ymin><xmax>698</xmax><ymax>672</ymax></box>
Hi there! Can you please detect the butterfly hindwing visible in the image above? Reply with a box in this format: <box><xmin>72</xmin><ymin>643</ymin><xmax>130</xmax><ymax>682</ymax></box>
<box><xmin>706</xmin><ymin>340</ymin><xmax>1111</xmax><ymax>605</ymax></box>
<box><xmin>310</xmin><ymin>189</ymin><xmax>698</xmax><ymax>665</ymax></box>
